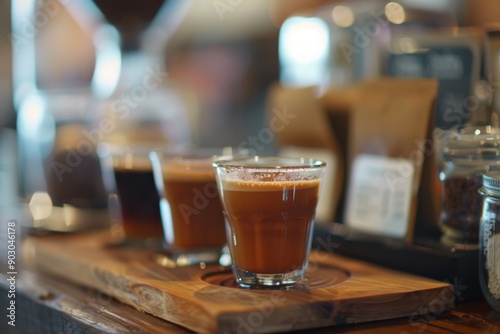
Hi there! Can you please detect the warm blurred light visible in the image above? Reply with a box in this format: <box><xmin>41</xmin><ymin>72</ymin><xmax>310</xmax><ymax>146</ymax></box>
<box><xmin>124</xmin><ymin>152</ymin><xmax>134</xmax><ymax>169</ymax></box>
<box><xmin>279</xmin><ymin>16</ymin><xmax>331</xmax><ymax>87</ymax></box>
<box><xmin>92</xmin><ymin>24</ymin><xmax>121</xmax><ymax>100</ymax></box>
<box><xmin>385</xmin><ymin>2</ymin><xmax>406</xmax><ymax>25</ymax></box>
<box><xmin>400</xmin><ymin>0</ymin><xmax>451</xmax><ymax>11</ymax></box>
<box><xmin>331</xmin><ymin>5</ymin><xmax>354</xmax><ymax>28</ymax></box>
<box><xmin>399</xmin><ymin>37</ymin><xmax>418</xmax><ymax>53</ymax></box>
<box><xmin>29</xmin><ymin>192</ymin><xmax>53</xmax><ymax>220</ymax></box>
<box><xmin>281</xmin><ymin>17</ymin><xmax>329</xmax><ymax>64</ymax></box>
<box><xmin>21</xmin><ymin>94</ymin><xmax>44</xmax><ymax>130</ymax></box>
<box><xmin>219</xmin><ymin>253</ymin><xmax>232</xmax><ymax>267</ymax></box>
<box><xmin>279</xmin><ymin>16</ymin><xmax>329</xmax><ymax>87</ymax></box>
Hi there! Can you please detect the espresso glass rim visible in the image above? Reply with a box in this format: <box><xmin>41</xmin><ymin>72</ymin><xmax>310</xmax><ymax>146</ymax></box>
<box><xmin>212</xmin><ymin>156</ymin><xmax>326</xmax><ymax>169</ymax></box>
<box><xmin>98</xmin><ymin>142</ymin><xmax>169</xmax><ymax>158</ymax></box>
<box><xmin>152</xmin><ymin>146</ymin><xmax>248</xmax><ymax>162</ymax></box>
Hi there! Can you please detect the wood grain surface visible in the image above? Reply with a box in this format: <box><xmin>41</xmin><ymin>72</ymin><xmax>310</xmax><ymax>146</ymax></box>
<box><xmin>25</xmin><ymin>231</ymin><xmax>454</xmax><ymax>333</ymax></box>
<box><xmin>0</xmin><ymin>271</ymin><xmax>193</xmax><ymax>334</ymax></box>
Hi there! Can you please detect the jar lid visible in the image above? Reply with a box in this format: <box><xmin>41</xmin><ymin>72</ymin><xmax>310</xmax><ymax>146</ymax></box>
<box><xmin>482</xmin><ymin>171</ymin><xmax>500</xmax><ymax>194</ymax></box>
<box><xmin>443</xmin><ymin>125</ymin><xmax>500</xmax><ymax>160</ymax></box>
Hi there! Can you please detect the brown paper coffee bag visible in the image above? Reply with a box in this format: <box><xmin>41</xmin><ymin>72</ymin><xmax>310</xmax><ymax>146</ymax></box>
<box><xmin>344</xmin><ymin>78</ymin><xmax>439</xmax><ymax>242</ymax></box>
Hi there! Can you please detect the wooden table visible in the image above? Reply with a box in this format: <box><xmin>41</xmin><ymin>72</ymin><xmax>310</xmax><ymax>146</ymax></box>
<box><xmin>1</xmin><ymin>270</ymin><xmax>500</xmax><ymax>334</ymax></box>
<box><xmin>1</xmin><ymin>230</ymin><xmax>500</xmax><ymax>333</ymax></box>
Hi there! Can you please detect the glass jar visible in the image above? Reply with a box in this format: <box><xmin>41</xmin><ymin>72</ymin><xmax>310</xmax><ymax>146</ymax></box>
<box><xmin>479</xmin><ymin>171</ymin><xmax>500</xmax><ymax>311</ymax></box>
<box><xmin>439</xmin><ymin>126</ymin><xmax>500</xmax><ymax>245</ymax></box>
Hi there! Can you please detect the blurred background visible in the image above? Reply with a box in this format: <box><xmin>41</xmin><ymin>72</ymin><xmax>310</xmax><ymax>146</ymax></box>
<box><xmin>2</xmin><ymin>0</ymin><xmax>500</xmax><ymax>230</ymax></box>
<box><xmin>6</xmin><ymin>0</ymin><xmax>497</xmax><ymax>140</ymax></box>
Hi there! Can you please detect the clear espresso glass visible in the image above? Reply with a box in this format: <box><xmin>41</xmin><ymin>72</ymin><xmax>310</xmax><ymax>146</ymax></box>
<box><xmin>213</xmin><ymin>157</ymin><xmax>326</xmax><ymax>288</ymax></box>
<box><xmin>150</xmin><ymin>147</ymin><xmax>243</xmax><ymax>266</ymax></box>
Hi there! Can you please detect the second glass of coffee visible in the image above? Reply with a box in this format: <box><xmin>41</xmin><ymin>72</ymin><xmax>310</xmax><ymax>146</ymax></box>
<box><xmin>150</xmin><ymin>148</ymin><xmax>238</xmax><ymax>266</ymax></box>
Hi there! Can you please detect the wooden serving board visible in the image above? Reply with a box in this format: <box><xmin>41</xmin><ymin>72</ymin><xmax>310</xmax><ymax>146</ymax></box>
<box><xmin>25</xmin><ymin>231</ymin><xmax>454</xmax><ymax>333</ymax></box>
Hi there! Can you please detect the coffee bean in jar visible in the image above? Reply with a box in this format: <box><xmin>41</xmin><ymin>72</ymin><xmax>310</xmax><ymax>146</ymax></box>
<box><xmin>440</xmin><ymin>172</ymin><xmax>483</xmax><ymax>242</ymax></box>
<box><xmin>439</xmin><ymin>126</ymin><xmax>500</xmax><ymax>245</ymax></box>
<box><xmin>479</xmin><ymin>171</ymin><xmax>500</xmax><ymax>311</ymax></box>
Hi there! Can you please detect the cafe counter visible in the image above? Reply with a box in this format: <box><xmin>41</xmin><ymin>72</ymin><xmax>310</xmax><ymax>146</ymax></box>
<box><xmin>1</xmin><ymin>224</ymin><xmax>500</xmax><ymax>333</ymax></box>
<box><xmin>1</xmin><ymin>270</ymin><xmax>500</xmax><ymax>334</ymax></box>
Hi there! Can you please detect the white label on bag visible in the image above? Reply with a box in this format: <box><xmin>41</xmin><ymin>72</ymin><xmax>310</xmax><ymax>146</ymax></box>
<box><xmin>345</xmin><ymin>154</ymin><xmax>415</xmax><ymax>238</ymax></box>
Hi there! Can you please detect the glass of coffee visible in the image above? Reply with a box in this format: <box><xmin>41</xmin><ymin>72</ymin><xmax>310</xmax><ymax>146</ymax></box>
<box><xmin>213</xmin><ymin>157</ymin><xmax>326</xmax><ymax>288</ymax></box>
<box><xmin>98</xmin><ymin>143</ymin><xmax>165</xmax><ymax>245</ymax></box>
<box><xmin>149</xmin><ymin>147</ymin><xmax>242</xmax><ymax>266</ymax></box>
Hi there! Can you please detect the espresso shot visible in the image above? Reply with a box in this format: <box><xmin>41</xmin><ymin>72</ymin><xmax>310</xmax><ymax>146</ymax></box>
<box><xmin>214</xmin><ymin>157</ymin><xmax>326</xmax><ymax>288</ymax></box>
<box><xmin>114</xmin><ymin>165</ymin><xmax>163</xmax><ymax>241</ymax></box>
